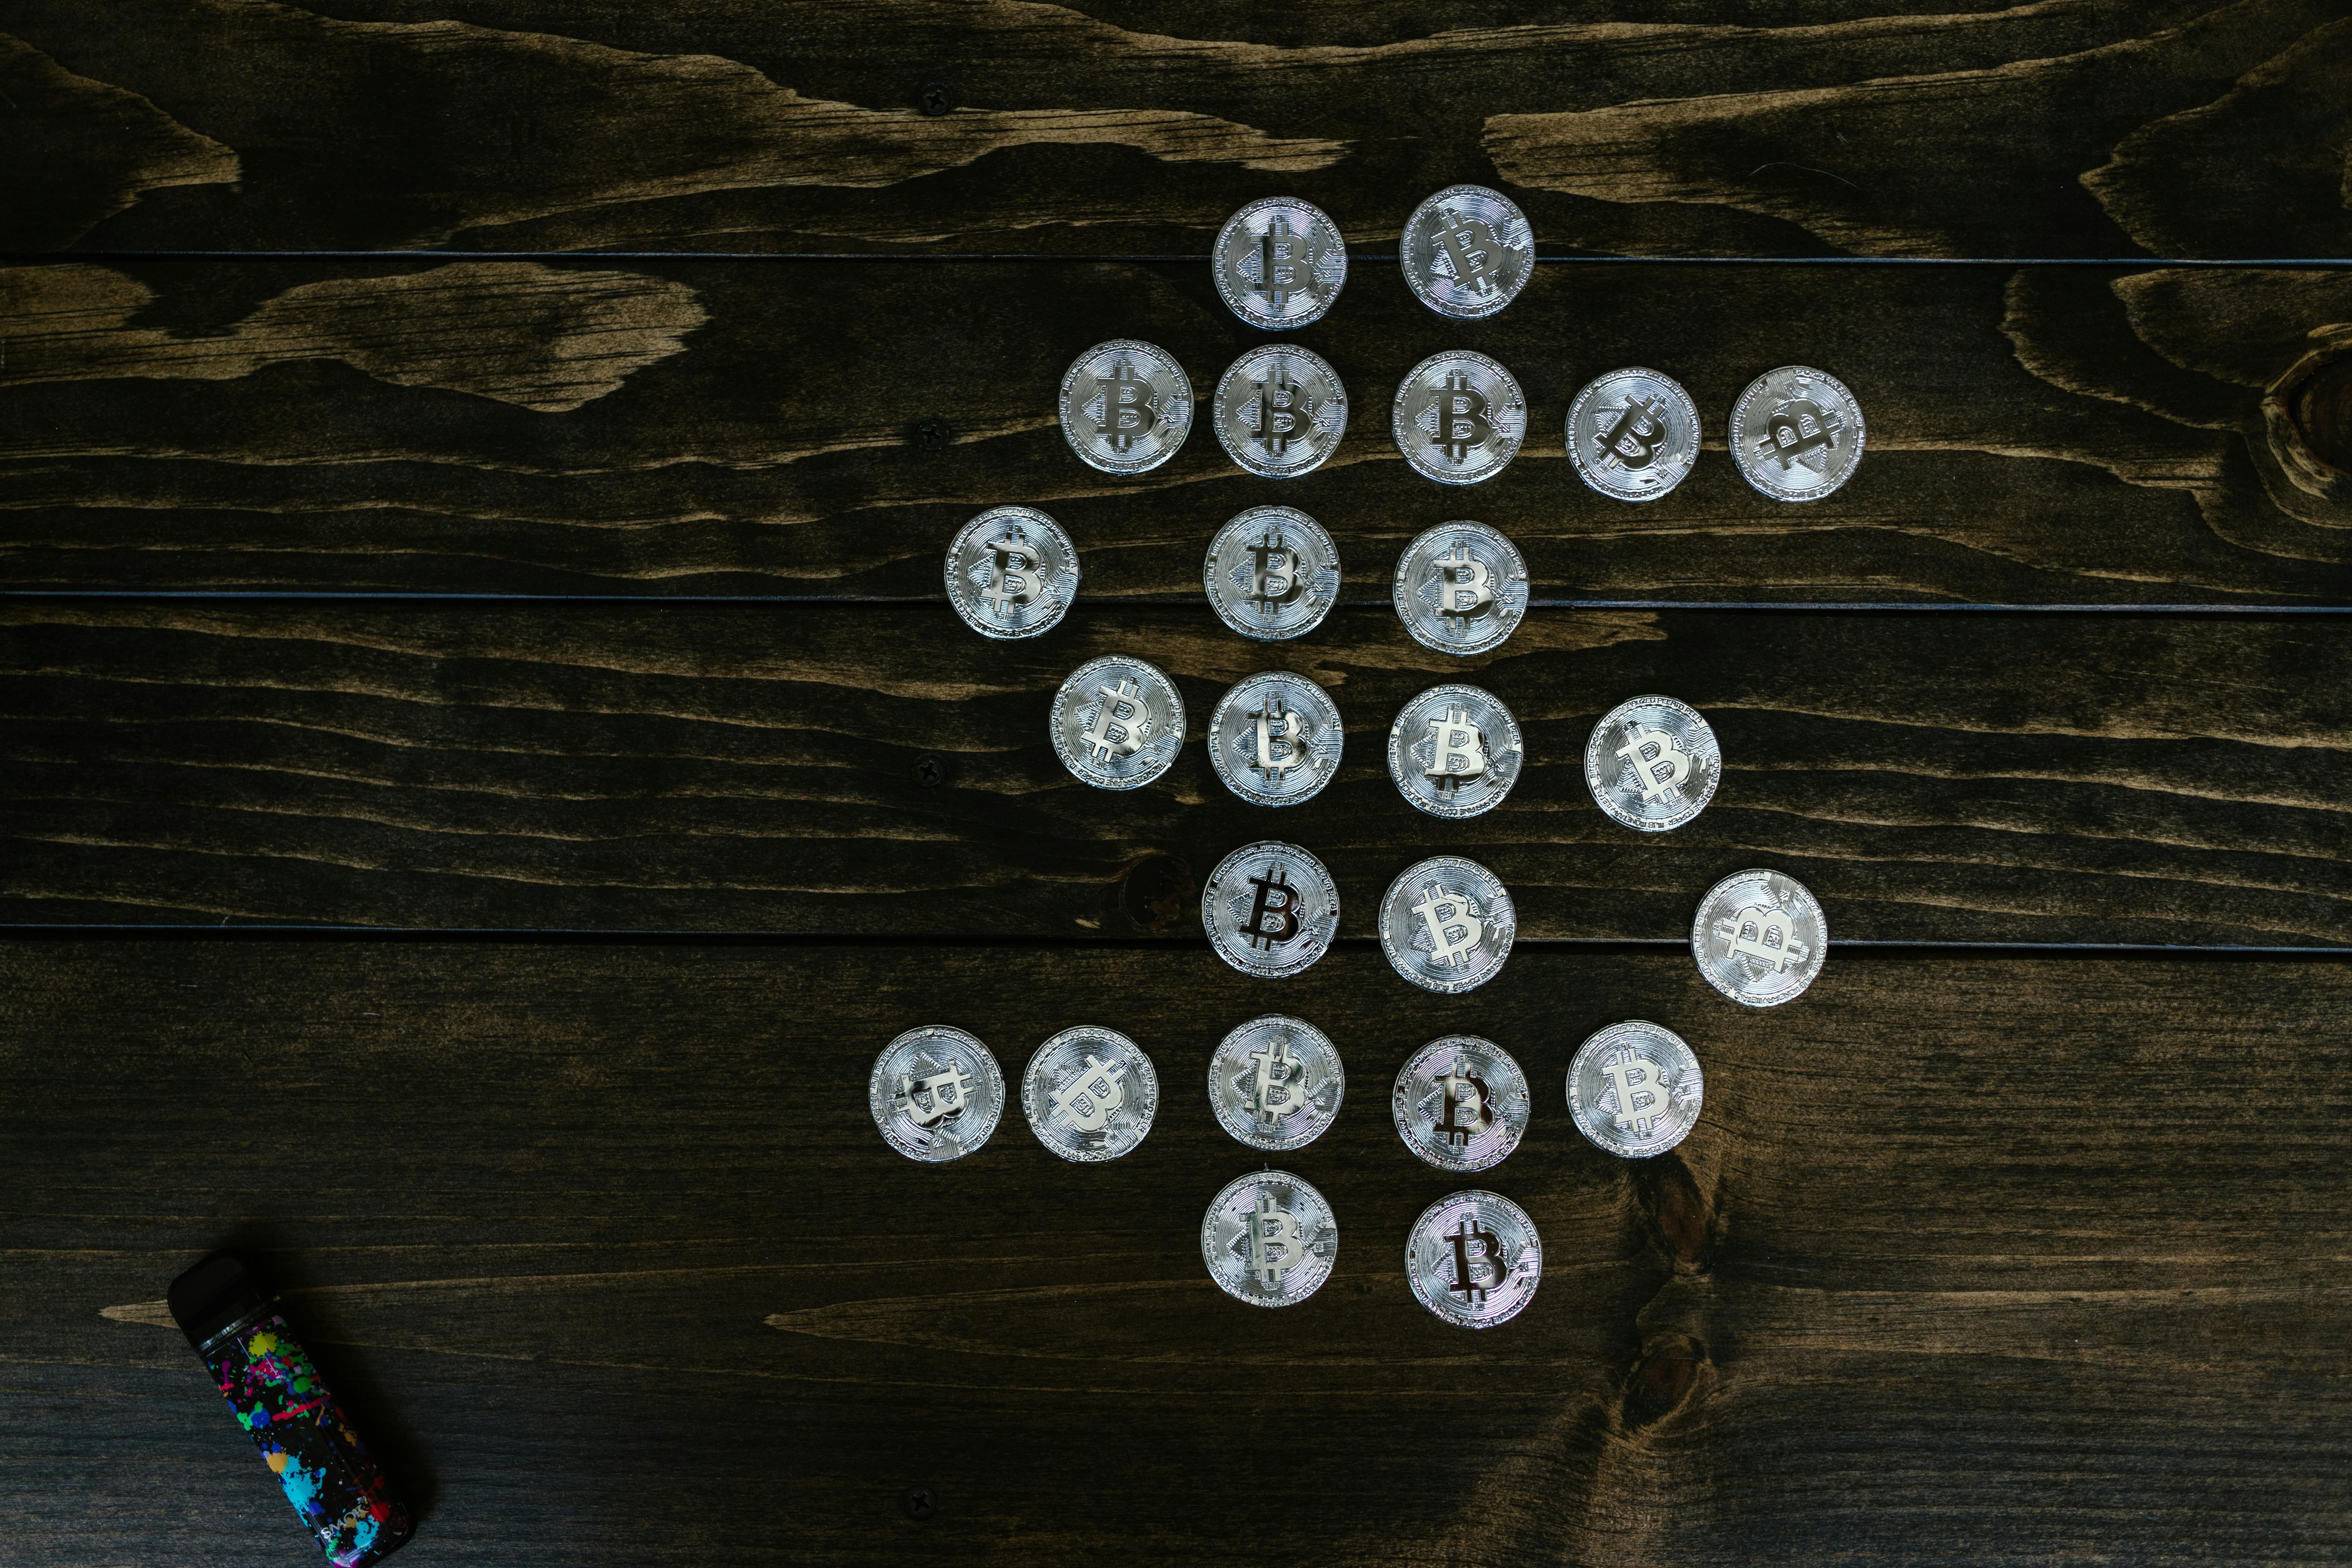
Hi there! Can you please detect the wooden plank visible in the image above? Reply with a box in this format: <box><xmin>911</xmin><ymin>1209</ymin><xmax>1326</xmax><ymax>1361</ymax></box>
<box><xmin>4</xmin><ymin>0</ymin><xmax>2347</xmax><ymax>259</ymax></box>
<box><xmin>1</xmin><ymin>940</ymin><xmax>2343</xmax><ymax>1563</ymax></box>
<box><xmin>4</xmin><ymin>259</ymin><xmax>2348</xmax><ymax>606</ymax></box>
<box><xmin>2</xmin><ymin>602</ymin><xmax>2343</xmax><ymax>945</ymax></box>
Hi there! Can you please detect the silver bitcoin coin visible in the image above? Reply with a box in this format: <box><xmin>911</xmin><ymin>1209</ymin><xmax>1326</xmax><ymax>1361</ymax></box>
<box><xmin>1392</xmin><ymin>521</ymin><xmax>1529</xmax><ymax>657</ymax></box>
<box><xmin>1392</xmin><ymin>1036</ymin><xmax>1530</xmax><ymax>1173</ymax></box>
<box><xmin>1021</xmin><ymin>1026</ymin><xmax>1159</xmax><ymax>1163</ymax></box>
<box><xmin>1584</xmin><ymin>695</ymin><xmax>1721</xmax><ymax>832</ymax></box>
<box><xmin>1567</xmin><ymin>1020</ymin><xmax>1704</xmax><ymax>1159</ymax></box>
<box><xmin>1050</xmin><ymin>655</ymin><xmax>1186</xmax><ymax>791</ymax></box>
<box><xmin>1728</xmin><ymin>365</ymin><xmax>1865</xmax><ymax>502</ymax></box>
<box><xmin>1400</xmin><ymin>185</ymin><xmax>1534</xmax><ymax>321</ymax></box>
<box><xmin>1214</xmin><ymin>345</ymin><xmax>1348</xmax><ymax>479</ymax></box>
<box><xmin>1059</xmin><ymin>339</ymin><xmax>1194</xmax><ymax>476</ymax></box>
<box><xmin>1388</xmin><ymin>684</ymin><xmax>1522</xmax><ymax>820</ymax></box>
<box><xmin>1406</xmin><ymin>1190</ymin><xmax>1542</xmax><ymax>1329</ymax></box>
<box><xmin>869</xmin><ymin>1026</ymin><xmax>1006</xmax><ymax>1164</ymax></box>
<box><xmin>1212</xmin><ymin>197</ymin><xmax>1348</xmax><ymax>331</ymax></box>
<box><xmin>1201</xmin><ymin>1170</ymin><xmax>1339</xmax><ymax>1308</ymax></box>
<box><xmin>1692</xmin><ymin>868</ymin><xmax>1828</xmax><ymax>1007</ymax></box>
<box><xmin>1207</xmin><ymin>671</ymin><xmax>1343</xmax><ymax>808</ymax></box>
<box><xmin>1202</xmin><ymin>840</ymin><xmax>1341</xmax><ymax>979</ymax></box>
<box><xmin>1393</xmin><ymin>351</ymin><xmax>1527</xmax><ymax>485</ymax></box>
<box><xmin>1204</xmin><ymin>506</ymin><xmax>1341</xmax><ymax>641</ymax></box>
<box><xmin>944</xmin><ymin>506</ymin><xmax>1079</xmax><ymax>640</ymax></box>
<box><xmin>1378</xmin><ymin>855</ymin><xmax>1516</xmax><ymax>994</ymax></box>
<box><xmin>1566</xmin><ymin>367</ymin><xmax>1701</xmax><ymax>503</ymax></box>
<box><xmin>1208</xmin><ymin>1014</ymin><xmax>1344</xmax><ymax>1152</ymax></box>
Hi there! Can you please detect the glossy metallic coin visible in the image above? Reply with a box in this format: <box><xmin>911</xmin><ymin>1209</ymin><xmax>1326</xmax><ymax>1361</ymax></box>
<box><xmin>1202</xmin><ymin>840</ymin><xmax>1341</xmax><ymax>980</ymax></box>
<box><xmin>1387</xmin><ymin>684</ymin><xmax>1522</xmax><ymax>820</ymax></box>
<box><xmin>1566</xmin><ymin>367</ymin><xmax>1701</xmax><ymax>503</ymax></box>
<box><xmin>1059</xmin><ymin>339</ymin><xmax>1193</xmax><ymax>476</ymax></box>
<box><xmin>1400</xmin><ymin>185</ymin><xmax>1534</xmax><ymax>321</ymax></box>
<box><xmin>1050</xmin><ymin>655</ymin><xmax>1186</xmax><ymax>791</ymax></box>
<box><xmin>1393</xmin><ymin>351</ymin><xmax>1527</xmax><ymax>485</ymax></box>
<box><xmin>1214</xmin><ymin>345</ymin><xmax>1348</xmax><ymax>479</ymax></box>
<box><xmin>1378</xmin><ymin>855</ymin><xmax>1516</xmax><ymax>994</ymax></box>
<box><xmin>1204</xmin><ymin>506</ymin><xmax>1341</xmax><ymax>642</ymax></box>
<box><xmin>1392</xmin><ymin>521</ymin><xmax>1529</xmax><ymax>657</ymax></box>
<box><xmin>1406</xmin><ymin>1190</ymin><xmax>1542</xmax><ymax>1329</ymax></box>
<box><xmin>1567</xmin><ymin>1020</ymin><xmax>1704</xmax><ymax>1159</ymax></box>
<box><xmin>1728</xmin><ymin>365</ymin><xmax>1865</xmax><ymax>502</ymax></box>
<box><xmin>1692</xmin><ymin>868</ymin><xmax>1828</xmax><ymax>1007</ymax></box>
<box><xmin>1392</xmin><ymin>1036</ymin><xmax>1530</xmax><ymax>1173</ymax></box>
<box><xmin>1021</xmin><ymin>1026</ymin><xmax>1159</xmax><ymax>1163</ymax></box>
<box><xmin>1213</xmin><ymin>197</ymin><xmax>1348</xmax><ymax>331</ymax></box>
<box><xmin>1583</xmin><ymin>694</ymin><xmax>1721</xmax><ymax>833</ymax></box>
<box><xmin>1202</xmin><ymin>1170</ymin><xmax>1339</xmax><ymax>1308</ymax></box>
<box><xmin>869</xmin><ymin>1026</ymin><xmax>1005</xmax><ymax>1164</ymax></box>
<box><xmin>944</xmin><ymin>506</ymin><xmax>1079</xmax><ymax>640</ymax></box>
<box><xmin>1209</xmin><ymin>1014</ymin><xmax>1345</xmax><ymax>1152</ymax></box>
<box><xmin>1207</xmin><ymin>671</ymin><xmax>1343</xmax><ymax>808</ymax></box>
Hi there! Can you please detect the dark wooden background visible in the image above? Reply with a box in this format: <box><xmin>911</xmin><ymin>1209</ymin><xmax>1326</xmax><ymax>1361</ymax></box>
<box><xmin>2</xmin><ymin>2</ymin><xmax>2347</xmax><ymax>1563</ymax></box>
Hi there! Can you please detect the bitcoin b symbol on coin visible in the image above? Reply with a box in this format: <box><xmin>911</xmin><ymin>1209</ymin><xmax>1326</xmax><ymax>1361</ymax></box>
<box><xmin>1251</xmin><ymin>216</ymin><xmax>1312</xmax><ymax>306</ymax></box>
<box><xmin>1716</xmin><ymin>902</ymin><xmax>1810</xmax><ymax>972</ymax></box>
<box><xmin>1249</xmin><ymin>1037</ymin><xmax>1310</xmax><ymax>1126</ymax></box>
<box><xmin>1424</xmin><ymin>706</ymin><xmax>1487</xmax><ymax>792</ymax></box>
<box><xmin>1755</xmin><ymin>397</ymin><xmax>1842</xmax><ymax>472</ymax></box>
<box><xmin>1597</xmin><ymin>397</ymin><xmax>1668</xmax><ymax>471</ymax></box>
<box><xmin>1093</xmin><ymin>359</ymin><xmax>1158</xmax><ymax>451</ymax></box>
<box><xmin>1047</xmin><ymin>1052</ymin><xmax>1127</xmax><ymax>1133</ymax></box>
<box><xmin>1600</xmin><ymin>1054</ymin><xmax>1672</xmax><ymax>1136</ymax></box>
<box><xmin>1435</xmin><ymin>1055</ymin><xmax>1495</xmax><ymax>1147</ymax></box>
<box><xmin>1253</xmin><ymin>377</ymin><xmax>1308</xmax><ymax>457</ymax></box>
<box><xmin>1082</xmin><ymin>678</ymin><xmax>1151</xmax><ymax>763</ymax></box>
<box><xmin>1251</xmin><ymin>699</ymin><xmax>1304</xmax><ymax>780</ymax></box>
<box><xmin>899</xmin><ymin>1059</ymin><xmax>975</xmax><ymax>1128</ymax></box>
<box><xmin>1445</xmin><ymin>1214</ymin><xmax>1504</xmax><ymax>1304</ymax></box>
<box><xmin>1434</xmin><ymin>208</ymin><xmax>1508</xmax><ymax>301</ymax></box>
<box><xmin>1247</xmin><ymin>532</ymin><xmax>1302</xmax><ymax>613</ymax></box>
<box><xmin>1247</xmin><ymin>1191</ymin><xmax>1305</xmax><ymax>1286</ymax></box>
<box><xmin>982</xmin><ymin>535</ymin><xmax>1039</xmax><ymax>613</ymax></box>
<box><xmin>1433</xmin><ymin>544</ymin><xmax>1493</xmax><ymax>628</ymax></box>
<box><xmin>1413</xmin><ymin>883</ymin><xmax>1486</xmax><ymax>969</ymax></box>
<box><xmin>1615</xmin><ymin>722</ymin><xmax>1691</xmax><ymax>802</ymax></box>
<box><xmin>1245</xmin><ymin>866</ymin><xmax>1303</xmax><ymax>950</ymax></box>
<box><xmin>1432</xmin><ymin>371</ymin><xmax>1495</xmax><ymax>464</ymax></box>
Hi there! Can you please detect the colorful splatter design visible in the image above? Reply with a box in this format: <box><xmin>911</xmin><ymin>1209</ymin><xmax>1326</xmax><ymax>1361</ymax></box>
<box><xmin>201</xmin><ymin>1313</ymin><xmax>411</xmax><ymax>1565</ymax></box>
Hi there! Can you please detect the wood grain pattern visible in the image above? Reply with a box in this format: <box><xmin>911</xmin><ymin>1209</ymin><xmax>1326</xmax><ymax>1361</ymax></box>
<box><xmin>4</xmin><ymin>0</ymin><xmax>2344</xmax><ymax>258</ymax></box>
<box><xmin>6</xmin><ymin>259</ymin><xmax>2348</xmax><ymax>604</ymax></box>
<box><xmin>3</xmin><ymin>602</ymin><xmax>2343</xmax><ymax>944</ymax></box>
<box><xmin>2</xmin><ymin>941</ymin><xmax>2344</xmax><ymax>1563</ymax></box>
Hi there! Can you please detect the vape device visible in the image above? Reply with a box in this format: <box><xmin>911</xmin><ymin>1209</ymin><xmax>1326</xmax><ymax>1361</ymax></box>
<box><xmin>167</xmin><ymin>1251</ymin><xmax>413</xmax><ymax>1565</ymax></box>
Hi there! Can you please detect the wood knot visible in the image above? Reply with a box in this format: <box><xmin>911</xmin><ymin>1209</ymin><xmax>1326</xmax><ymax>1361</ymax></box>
<box><xmin>1116</xmin><ymin>853</ymin><xmax>1194</xmax><ymax>934</ymax></box>
<box><xmin>1632</xmin><ymin>1152</ymin><xmax>1712</xmax><ymax>1272</ymax></box>
<box><xmin>2264</xmin><ymin>336</ymin><xmax>2352</xmax><ymax>501</ymax></box>
<box><xmin>1621</xmin><ymin>1334</ymin><xmax>1708</xmax><ymax>1434</ymax></box>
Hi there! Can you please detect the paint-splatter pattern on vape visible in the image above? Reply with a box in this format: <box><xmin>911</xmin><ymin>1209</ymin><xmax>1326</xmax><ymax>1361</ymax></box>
<box><xmin>202</xmin><ymin>1314</ymin><xmax>410</xmax><ymax>1567</ymax></box>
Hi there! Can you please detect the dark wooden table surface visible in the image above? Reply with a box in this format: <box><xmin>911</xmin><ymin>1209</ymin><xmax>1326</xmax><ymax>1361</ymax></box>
<box><xmin>3</xmin><ymin>3</ymin><xmax>2347</xmax><ymax>1563</ymax></box>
